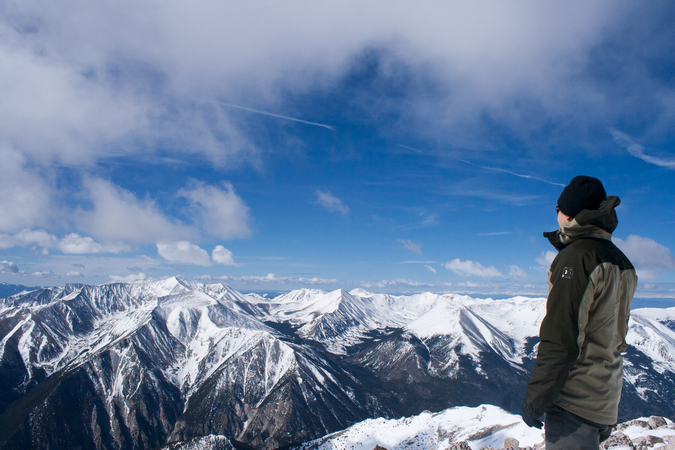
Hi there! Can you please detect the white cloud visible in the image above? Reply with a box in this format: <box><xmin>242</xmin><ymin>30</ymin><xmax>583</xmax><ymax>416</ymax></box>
<box><xmin>65</xmin><ymin>271</ymin><xmax>84</xmax><ymax>277</ymax></box>
<box><xmin>205</xmin><ymin>273</ymin><xmax>338</xmax><ymax>286</ymax></box>
<box><xmin>611</xmin><ymin>130</ymin><xmax>675</xmax><ymax>169</ymax></box>
<box><xmin>446</xmin><ymin>187</ymin><xmax>542</xmax><ymax>206</ymax></box>
<box><xmin>614</xmin><ymin>235</ymin><xmax>675</xmax><ymax>272</ymax></box>
<box><xmin>74</xmin><ymin>179</ymin><xmax>251</xmax><ymax>246</ymax></box>
<box><xmin>444</xmin><ymin>259</ymin><xmax>504</xmax><ymax>278</ymax></box>
<box><xmin>359</xmin><ymin>278</ymin><xmax>431</xmax><ymax>289</ymax></box>
<box><xmin>456</xmin><ymin>281</ymin><xmax>482</xmax><ymax>288</ymax></box>
<box><xmin>536</xmin><ymin>250</ymin><xmax>557</xmax><ymax>267</ymax></box>
<box><xmin>316</xmin><ymin>190</ymin><xmax>350</xmax><ymax>215</ymax></box>
<box><xmin>157</xmin><ymin>240</ymin><xmax>212</xmax><ymax>266</ymax></box>
<box><xmin>509</xmin><ymin>265</ymin><xmax>528</xmax><ymax>279</ymax></box>
<box><xmin>0</xmin><ymin>147</ymin><xmax>54</xmax><ymax>233</ymax></box>
<box><xmin>0</xmin><ymin>229</ymin><xmax>129</xmax><ymax>255</ymax></box>
<box><xmin>18</xmin><ymin>230</ymin><xmax>58</xmax><ymax>248</ymax></box>
<box><xmin>2</xmin><ymin>175</ymin><xmax>252</xmax><ymax>249</ymax></box>
<box><xmin>0</xmin><ymin>31</ymin><xmax>149</xmax><ymax>165</ymax></box>
<box><xmin>109</xmin><ymin>273</ymin><xmax>148</xmax><ymax>283</ymax></box>
<box><xmin>0</xmin><ymin>261</ymin><xmax>21</xmax><ymax>274</ymax></box>
<box><xmin>58</xmin><ymin>234</ymin><xmax>100</xmax><ymax>254</ymax></box>
<box><xmin>0</xmin><ymin>229</ymin><xmax>57</xmax><ymax>250</ymax></box>
<box><xmin>388</xmin><ymin>278</ymin><xmax>427</xmax><ymax>287</ymax></box>
<box><xmin>398</xmin><ymin>239</ymin><xmax>422</xmax><ymax>254</ymax></box>
<box><xmin>212</xmin><ymin>245</ymin><xmax>237</xmax><ymax>266</ymax></box>
<box><xmin>178</xmin><ymin>182</ymin><xmax>251</xmax><ymax>239</ymax></box>
<box><xmin>31</xmin><ymin>271</ymin><xmax>55</xmax><ymax>278</ymax></box>
<box><xmin>425</xmin><ymin>265</ymin><xmax>437</xmax><ymax>274</ymax></box>
<box><xmin>421</xmin><ymin>214</ymin><xmax>439</xmax><ymax>226</ymax></box>
<box><xmin>79</xmin><ymin>178</ymin><xmax>191</xmax><ymax>243</ymax></box>
<box><xmin>633</xmin><ymin>270</ymin><xmax>660</xmax><ymax>280</ymax></box>
<box><xmin>6</xmin><ymin>255</ymin><xmax>160</xmax><ymax>283</ymax></box>
<box><xmin>57</xmin><ymin>233</ymin><xmax>130</xmax><ymax>254</ymax></box>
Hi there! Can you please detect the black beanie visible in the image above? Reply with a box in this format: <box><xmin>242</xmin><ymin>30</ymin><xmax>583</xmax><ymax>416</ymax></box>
<box><xmin>557</xmin><ymin>175</ymin><xmax>606</xmax><ymax>218</ymax></box>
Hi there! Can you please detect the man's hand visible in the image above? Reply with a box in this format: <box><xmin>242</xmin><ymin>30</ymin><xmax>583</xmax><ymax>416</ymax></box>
<box><xmin>522</xmin><ymin>410</ymin><xmax>543</xmax><ymax>429</ymax></box>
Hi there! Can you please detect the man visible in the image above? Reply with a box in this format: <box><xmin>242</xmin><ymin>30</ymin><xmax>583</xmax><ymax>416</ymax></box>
<box><xmin>522</xmin><ymin>175</ymin><xmax>637</xmax><ymax>450</ymax></box>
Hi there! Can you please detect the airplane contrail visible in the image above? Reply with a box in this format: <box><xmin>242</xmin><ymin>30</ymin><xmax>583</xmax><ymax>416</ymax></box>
<box><xmin>396</xmin><ymin>144</ymin><xmax>426</xmax><ymax>154</ymax></box>
<box><xmin>453</xmin><ymin>156</ymin><xmax>566</xmax><ymax>187</ymax></box>
<box><xmin>611</xmin><ymin>129</ymin><xmax>675</xmax><ymax>169</ymax></box>
<box><xmin>397</xmin><ymin>144</ymin><xmax>566</xmax><ymax>187</ymax></box>
<box><xmin>217</xmin><ymin>102</ymin><xmax>336</xmax><ymax>131</ymax></box>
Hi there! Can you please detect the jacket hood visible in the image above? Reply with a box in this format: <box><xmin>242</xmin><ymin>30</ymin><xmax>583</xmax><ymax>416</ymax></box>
<box><xmin>544</xmin><ymin>196</ymin><xmax>620</xmax><ymax>251</ymax></box>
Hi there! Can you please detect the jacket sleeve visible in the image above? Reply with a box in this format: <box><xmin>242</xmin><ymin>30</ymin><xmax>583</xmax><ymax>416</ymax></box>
<box><xmin>523</xmin><ymin>246</ymin><xmax>588</xmax><ymax>418</ymax></box>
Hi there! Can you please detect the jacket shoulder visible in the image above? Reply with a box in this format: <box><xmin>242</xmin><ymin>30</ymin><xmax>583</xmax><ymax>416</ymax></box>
<box><xmin>556</xmin><ymin>237</ymin><xmax>633</xmax><ymax>273</ymax></box>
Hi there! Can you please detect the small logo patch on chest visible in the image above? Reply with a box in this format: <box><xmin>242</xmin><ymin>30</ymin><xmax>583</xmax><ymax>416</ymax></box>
<box><xmin>562</xmin><ymin>267</ymin><xmax>574</xmax><ymax>279</ymax></box>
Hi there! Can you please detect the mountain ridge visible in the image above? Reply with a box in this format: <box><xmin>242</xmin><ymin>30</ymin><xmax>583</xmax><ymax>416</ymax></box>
<box><xmin>1</xmin><ymin>278</ymin><xmax>674</xmax><ymax>449</ymax></box>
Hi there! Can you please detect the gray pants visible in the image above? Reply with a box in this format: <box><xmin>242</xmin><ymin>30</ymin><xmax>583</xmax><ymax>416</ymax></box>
<box><xmin>545</xmin><ymin>405</ymin><xmax>612</xmax><ymax>450</ymax></box>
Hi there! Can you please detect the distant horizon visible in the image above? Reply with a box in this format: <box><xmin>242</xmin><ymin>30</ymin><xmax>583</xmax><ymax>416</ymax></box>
<box><xmin>2</xmin><ymin>278</ymin><xmax>673</xmax><ymax>310</ymax></box>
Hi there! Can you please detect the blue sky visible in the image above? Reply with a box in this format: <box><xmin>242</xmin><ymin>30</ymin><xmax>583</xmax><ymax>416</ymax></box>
<box><xmin>1</xmin><ymin>1</ymin><xmax>674</xmax><ymax>300</ymax></box>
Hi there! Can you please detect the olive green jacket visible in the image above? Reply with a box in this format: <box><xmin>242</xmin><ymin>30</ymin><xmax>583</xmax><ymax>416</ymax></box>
<box><xmin>524</xmin><ymin>196</ymin><xmax>637</xmax><ymax>425</ymax></box>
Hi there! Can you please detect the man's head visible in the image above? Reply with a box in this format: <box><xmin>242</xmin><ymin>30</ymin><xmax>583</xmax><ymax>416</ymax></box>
<box><xmin>557</xmin><ymin>176</ymin><xmax>606</xmax><ymax>221</ymax></box>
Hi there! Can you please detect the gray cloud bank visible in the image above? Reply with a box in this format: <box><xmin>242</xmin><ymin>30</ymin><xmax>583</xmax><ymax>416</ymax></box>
<box><xmin>3</xmin><ymin>1</ymin><xmax>672</xmax><ymax>166</ymax></box>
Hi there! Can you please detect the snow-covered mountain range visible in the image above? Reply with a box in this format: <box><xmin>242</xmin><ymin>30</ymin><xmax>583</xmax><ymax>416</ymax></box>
<box><xmin>1</xmin><ymin>278</ymin><xmax>673</xmax><ymax>450</ymax></box>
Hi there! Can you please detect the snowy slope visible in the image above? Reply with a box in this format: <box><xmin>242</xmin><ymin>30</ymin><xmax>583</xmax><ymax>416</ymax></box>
<box><xmin>247</xmin><ymin>288</ymin><xmax>429</xmax><ymax>353</ymax></box>
<box><xmin>627</xmin><ymin>307</ymin><xmax>675</xmax><ymax>375</ymax></box>
<box><xmin>295</xmin><ymin>404</ymin><xmax>546</xmax><ymax>450</ymax></box>
<box><xmin>0</xmin><ymin>277</ymin><xmax>275</xmax><ymax>387</ymax></box>
<box><xmin>405</xmin><ymin>295</ymin><xmax>545</xmax><ymax>372</ymax></box>
<box><xmin>0</xmin><ymin>279</ymin><xmax>385</xmax><ymax>449</ymax></box>
<box><xmin>158</xmin><ymin>434</ymin><xmax>235</xmax><ymax>450</ymax></box>
<box><xmin>295</xmin><ymin>404</ymin><xmax>675</xmax><ymax>450</ymax></box>
<box><xmin>622</xmin><ymin>306</ymin><xmax>675</xmax><ymax>411</ymax></box>
<box><xmin>247</xmin><ymin>289</ymin><xmax>545</xmax><ymax>357</ymax></box>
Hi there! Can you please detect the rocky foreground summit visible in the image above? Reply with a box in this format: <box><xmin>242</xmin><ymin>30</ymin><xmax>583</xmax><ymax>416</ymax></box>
<box><xmin>162</xmin><ymin>405</ymin><xmax>675</xmax><ymax>449</ymax></box>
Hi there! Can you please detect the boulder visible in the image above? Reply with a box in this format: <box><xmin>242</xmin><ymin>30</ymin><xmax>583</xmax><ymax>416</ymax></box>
<box><xmin>600</xmin><ymin>431</ymin><xmax>634</xmax><ymax>449</ymax></box>
<box><xmin>648</xmin><ymin>416</ymin><xmax>667</xmax><ymax>430</ymax></box>
<box><xmin>503</xmin><ymin>437</ymin><xmax>520</xmax><ymax>448</ymax></box>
